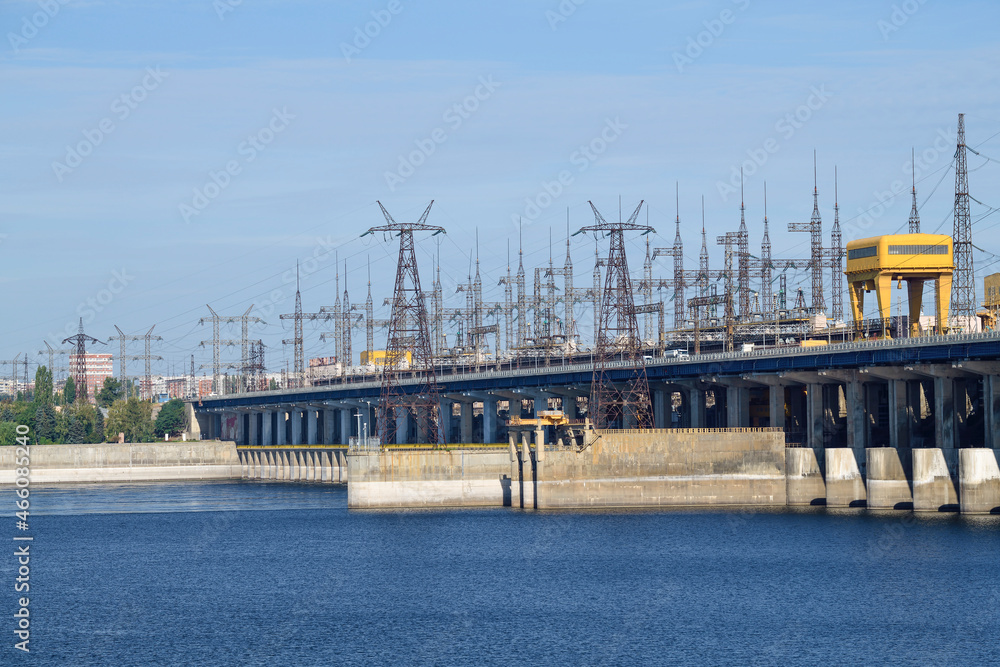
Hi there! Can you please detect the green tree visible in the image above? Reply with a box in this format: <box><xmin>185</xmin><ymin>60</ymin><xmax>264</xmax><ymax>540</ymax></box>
<box><xmin>64</xmin><ymin>376</ymin><xmax>76</xmax><ymax>404</ymax></box>
<box><xmin>106</xmin><ymin>398</ymin><xmax>154</xmax><ymax>443</ymax></box>
<box><xmin>0</xmin><ymin>422</ymin><xmax>16</xmax><ymax>446</ymax></box>
<box><xmin>67</xmin><ymin>415</ymin><xmax>85</xmax><ymax>444</ymax></box>
<box><xmin>34</xmin><ymin>366</ymin><xmax>54</xmax><ymax>404</ymax></box>
<box><xmin>96</xmin><ymin>377</ymin><xmax>123</xmax><ymax>407</ymax></box>
<box><xmin>94</xmin><ymin>408</ymin><xmax>105</xmax><ymax>443</ymax></box>
<box><xmin>154</xmin><ymin>399</ymin><xmax>187</xmax><ymax>438</ymax></box>
<box><xmin>34</xmin><ymin>403</ymin><xmax>57</xmax><ymax>442</ymax></box>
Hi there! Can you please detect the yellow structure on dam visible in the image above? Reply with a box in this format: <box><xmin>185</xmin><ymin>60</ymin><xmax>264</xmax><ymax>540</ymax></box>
<box><xmin>844</xmin><ymin>233</ymin><xmax>954</xmax><ymax>337</ymax></box>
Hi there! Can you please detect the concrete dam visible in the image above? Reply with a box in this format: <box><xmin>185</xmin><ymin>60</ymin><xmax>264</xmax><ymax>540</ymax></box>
<box><xmin>231</xmin><ymin>428</ymin><xmax>1000</xmax><ymax>514</ymax></box>
<box><xmin>194</xmin><ymin>331</ymin><xmax>1000</xmax><ymax>514</ymax></box>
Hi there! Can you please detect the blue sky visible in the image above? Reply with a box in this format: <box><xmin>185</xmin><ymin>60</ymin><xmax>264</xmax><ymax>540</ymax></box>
<box><xmin>2</xmin><ymin>0</ymin><xmax>1000</xmax><ymax>375</ymax></box>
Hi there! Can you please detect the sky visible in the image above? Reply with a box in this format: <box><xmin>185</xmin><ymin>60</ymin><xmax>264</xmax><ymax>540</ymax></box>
<box><xmin>2</xmin><ymin>0</ymin><xmax>1000</xmax><ymax>378</ymax></box>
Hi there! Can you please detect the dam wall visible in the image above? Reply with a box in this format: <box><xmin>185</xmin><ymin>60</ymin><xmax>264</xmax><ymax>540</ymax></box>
<box><xmin>0</xmin><ymin>441</ymin><xmax>242</xmax><ymax>485</ymax></box>
<box><xmin>348</xmin><ymin>448</ymin><xmax>511</xmax><ymax>508</ymax></box>
<box><xmin>348</xmin><ymin>428</ymin><xmax>785</xmax><ymax>510</ymax></box>
<box><xmin>533</xmin><ymin>429</ymin><xmax>786</xmax><ymax>509</ymax></box>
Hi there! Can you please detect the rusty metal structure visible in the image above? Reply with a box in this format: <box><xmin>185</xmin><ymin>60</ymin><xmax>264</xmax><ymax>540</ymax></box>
<box><xmin>362</xmin><ymin>201</ymin><xmax>446</xmax><ymax>445</ymax></box>
<box><xmin>62</xmin><ymin>318</ymin><xmax>104</xmax><ymax>403</ymax></box>
<box><xmin>575</xmin><ymin>200</ymin><xmax>653</xmax><ymax>429</ymax></box>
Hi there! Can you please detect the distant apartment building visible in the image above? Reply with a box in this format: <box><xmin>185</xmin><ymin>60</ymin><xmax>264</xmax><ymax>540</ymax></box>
<box><xmin>68</xmin><ymin>353</ymin><xmax>113</xmax><ymax>402</ymax></box>
<box><xmin>165</xmin><ymin>377</ymin><xmax>188</xmax><ymax>399</ymax></box>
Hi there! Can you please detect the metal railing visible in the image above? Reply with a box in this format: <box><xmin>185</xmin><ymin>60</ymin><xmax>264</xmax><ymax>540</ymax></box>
<box><xmin>198</xmin><ymin>330</ymin><xmax>1000</xmax><ymax>402</ymax></box>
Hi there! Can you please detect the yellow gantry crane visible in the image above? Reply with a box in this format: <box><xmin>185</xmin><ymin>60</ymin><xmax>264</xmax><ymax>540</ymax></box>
<box><xmin>844</xmin><ymin>233</ymin><xmax>954</xmax><ymax>337</ymax></box>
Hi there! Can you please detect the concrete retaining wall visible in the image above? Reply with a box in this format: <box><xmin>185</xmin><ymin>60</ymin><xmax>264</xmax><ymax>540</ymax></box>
<box><xmin>785</xmin><ymin>447</ymin><xmax>826</xmax><ymax>506</ymax></box>
<box><xmin>958</xmin><ymin>448</ymin><xmax>1000</xmax><ymax>515</ymax></box>
<box><xmin>348</xmin><ymin>449</ymin><xmax>512</xmax><ymax>508</ymax></box>
<box><xmin>0</xmin><ymin>441</ymin><xmax>241</xmax><ymax>485</ymax></box>
<box><xmin>536</xmin><ymin>430</ymin><xmax>786</xmax><ymax>509</ymax></box>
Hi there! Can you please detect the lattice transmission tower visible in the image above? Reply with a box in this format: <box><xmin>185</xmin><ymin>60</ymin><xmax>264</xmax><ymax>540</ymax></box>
<box><xmin>952</xmin><ymin>113</ymin><xmax>976</xmax><ymax>327</ymax></box>
<box><xmin>62</xmin><ymin>318</ymin><xmax>103</xmax><ymax>403</ymax></box>
<box><xmin>575</xmin><ymin>199</ymin><xmax>653</xmax><ymax>429</ymax></box>
<box><xmin>361</xmin><ymin>201</ymin><xmax>446</xmax><ymax>446</ymax></box>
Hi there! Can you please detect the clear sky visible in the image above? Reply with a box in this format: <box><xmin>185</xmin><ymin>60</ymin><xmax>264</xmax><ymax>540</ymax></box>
<box><xmin>2</xmin><ymin>0</ymin><xmax>1000</xmax><ymax>376</ymax></box>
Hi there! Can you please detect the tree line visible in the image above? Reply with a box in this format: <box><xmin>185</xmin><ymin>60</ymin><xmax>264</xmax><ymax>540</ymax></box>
<box><xmin>0</xmin><ymin>366</ymin><xmax>187</xmax><ymax>446</ymax></box>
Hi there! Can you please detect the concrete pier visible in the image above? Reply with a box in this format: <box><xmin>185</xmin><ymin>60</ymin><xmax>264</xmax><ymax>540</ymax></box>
<box><xmin>865</xmin><ymin>448</ymin><xmax>913</xmax><ymax>510</ymax></box>
<box><xmin>237</xmin><ymin>446</ymin><xmax>348</xmax><ymax>484</ymax></box>
<box><xmin>911</xmin><ymin>448</ymin><xmax>959</xmax><ymax>512</ymax></box>
<box><xmin>958</xmin><ymin>448</ymin><xmax>1000</xmax><ymax>514</ymax></box>
<box><xmin>785</xmin><ymin>447</ymin><xmax>826</xmax><ymax>506</ymax></box>
<box><xmin>824</xmin><ymin>448</ymin><xmax>866</xmax><ymax>507</ymax></box>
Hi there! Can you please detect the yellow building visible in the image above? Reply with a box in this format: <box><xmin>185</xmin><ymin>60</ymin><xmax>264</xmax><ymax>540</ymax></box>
<box><xmin>844</xmin><ymin>233</ymin><xmax>953</xmax><ymax>337</ymax></box>
<box><xmin>360</xmin><ymin>350</ymin><xmax>412</xmax><ymax>367</ymax></box>
<box><xmin>981</xmin><ymin>273</ymin><xmax>1000</xmax><ymax>330</ymax></box>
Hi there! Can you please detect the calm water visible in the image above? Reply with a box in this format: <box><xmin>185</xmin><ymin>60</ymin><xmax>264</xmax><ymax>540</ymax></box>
<box><xmin>4</xmin><ymin>481</ymin><xmax>1000</xmax><ymax>666</ymax></box>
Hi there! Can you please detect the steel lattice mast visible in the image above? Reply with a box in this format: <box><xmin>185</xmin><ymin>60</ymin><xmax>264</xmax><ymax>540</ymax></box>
<box><xmin>908</xmin><ymin>150</ymin><xmax>921</xmax><ymax>234</ymax></box>
<box><xmin>788</xmin><ymin>151</ymin><xmax>826</xmax><ymax>314</ymax></box>
<box><xmin>953</xmin><ymin>113</ymin><xmax>976</xmax><ymax>327</ymax></box>
<box><xmin>830</xmin><ymin>168</ymin><xmax>844</xmax><ymax>322</ymax></box>
<box><xmin>62</xmin><ymin>318</ymin><xmax>104</xmax><ymax>403</ymax></box>
<box><xmin>362</xmin><ymin>201</ymin><xmax>446</xmax><ymax>446</ymax></box>
<box><xmin>575</xmin><ymin>200</ymin><xmax>653</xmax><ymax>429</ymax></box>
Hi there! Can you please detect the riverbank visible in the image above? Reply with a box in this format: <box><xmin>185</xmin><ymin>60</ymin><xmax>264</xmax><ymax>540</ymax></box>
<box><xmin>0</xmin><ymin>441</ymin><xmax>241</xmax><ymax>485</ymax></box>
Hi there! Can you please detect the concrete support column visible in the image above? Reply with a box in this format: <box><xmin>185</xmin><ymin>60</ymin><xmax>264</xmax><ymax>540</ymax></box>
<box><xmin>686</xmin><ymin>388</ymin><xmax>703</xmax><ymax>428</ymax></box>
<box><xmin>845</xmin><ymin>381</ymin><xmax>866</xmax><ymax>452</ymax></box>
<box><xmin>307</xmin><ymin>410</ymin><xmax>318</xmax><ymax>445</ymax></box>
<box><xmin>984</xmin><ymin>376</ymin><xmax>1000</xmax><ymax>450</ymax></box>
<box><xmin>806</xmin><ymin>384</ymin><xmax>824</xmax><ymax>450</ymax></box>
<box><xmin>275</xmin><ymin>411</ymin><xmax>287</xmax><ymax>446</ymax></box>
<box><xmin>460</xmin><ymin>402</ymin><xmax>473</xmax><ymax>444</ymax></box>
<box><xmin>887</xmin><ymin>380</ymin><xmax>909</xmax><ymax>450</ymax></box>
<box><xmin>563</xmin><ymin>396</ymin><xmax>579</xmax><ymax>420</ymax></box>
<box><xmin>768</xmin><ymin>386</ymin><xmax>786</xmax><ymax>430</ymax></box>
<box><xmin>323</xmin><ymin>409</ymin><xmax>335</xmax><ymax>445</ymax></box>
<box><xmin>482</xmin><ymin>398</ymin><xmax>498</xmax><ymax>444</ymax></box>
<box><xmin>232</xmin><ymin>412</ymin><xmax>244</xmax><ymax>445</ymax></box>
<box><xmin>339</xmin><ymin>408</ymin><xmax>351</xmax><ymax>445</ymax></box>
<box><xmin>726</xmin><ymin>387</ymin><xmax>748</xmax><ymax>428</ymax></box>
<box><xmin>261</xmin><ymin>411</ymin><xmax>273</xmax><ymax>447</ymax></box>
<box><xmin>653</xmin><ymin>387</ymin><xmax>669</xmax><ymax>429</ymax></box>
<box><xmin>395</xmin><ymin>407</ymin><xmax>410</xmax><ymax>445</ymax></box>
<box><xmin>439</xmin><ymin>402</ymin><xmax>452</xmax><ymax>443</ymax></box>
<box><xmin>248</xmin><ymin>412</ymin><xmax>259</xmax><ymax>448</ymax></box>
<box><xmin>934</xmin><ymin>376</ymin><xmax>955</xmax><ymax>450</ymax></box>
<box><xmin>290</xmin><ymin>409</ymin><xmax>303</xmax><ymax>446</ymax></box>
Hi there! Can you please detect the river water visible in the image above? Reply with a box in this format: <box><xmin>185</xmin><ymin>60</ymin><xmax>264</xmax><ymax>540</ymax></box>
<box><xmin>6</xmin><ymin>481</ymin><xmax>1000</xmax><ymax>665</ymax></box>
